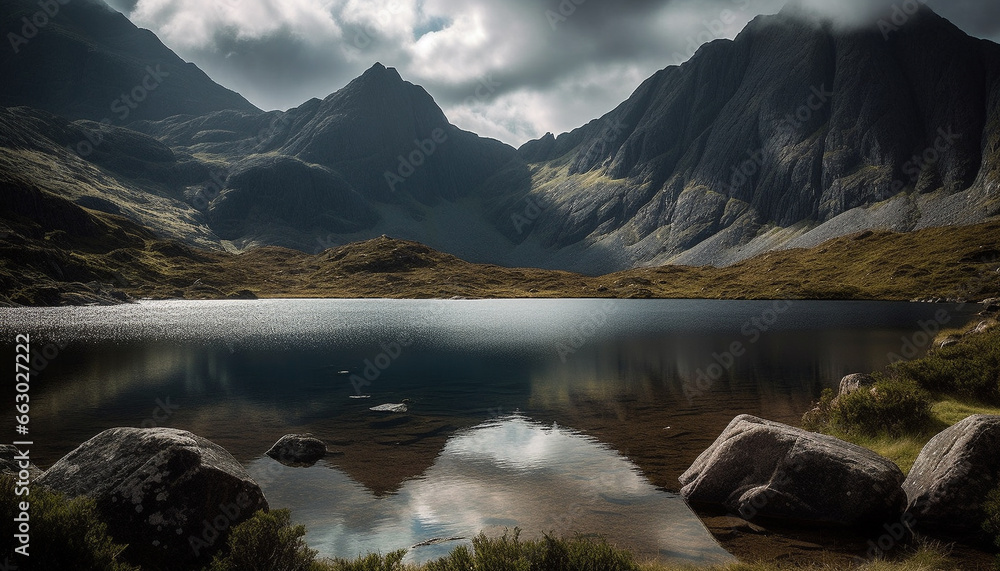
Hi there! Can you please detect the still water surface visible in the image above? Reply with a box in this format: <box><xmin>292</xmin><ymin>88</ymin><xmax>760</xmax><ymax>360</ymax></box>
<box><xmin>0</xmin><ymin>299</ymin><xmax>976</xmax><ymax>564</ymax></box>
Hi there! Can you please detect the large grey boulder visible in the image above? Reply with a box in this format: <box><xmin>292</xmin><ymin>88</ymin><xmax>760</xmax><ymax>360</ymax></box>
<box><xmin>680</xmin><ymin>415</ymin><xmax>906</xmax><ymax>526</ymax></box>
<box><xmin>37</xmin><ymin>428</ymin><xmax>268</xmax><ymax>570</ymax></box>
<box><xmin>266</xmin><ymin>433</ymin><xmax>328</xmax><ymax>467</ymax></box>
<box><xmin>903</xmin><ymin>415</ymin><xmax>1000</xmax><ymax>538</ymax></box>
<box><xmin>838</xmin><ymin>373</ymin><xmax>876</xmax><ymax>397</ymax></box>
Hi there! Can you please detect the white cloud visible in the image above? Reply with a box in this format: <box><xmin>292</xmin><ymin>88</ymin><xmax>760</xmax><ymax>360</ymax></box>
<box><xmin>129</xmin><ymin>0</ymin><xmax>346</xmax><ymax>49</ymax></box>
<box><xmin>113</xmin><ymin>0</ymin><xmax>1000</xmax><ymax>147</ymax></box>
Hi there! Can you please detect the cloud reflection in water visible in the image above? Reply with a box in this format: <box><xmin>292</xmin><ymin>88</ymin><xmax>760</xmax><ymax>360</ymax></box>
<box><xmin>250</xmin><ymin>415</ymin><xmax>734</xmax><ymax>565</ymax></box>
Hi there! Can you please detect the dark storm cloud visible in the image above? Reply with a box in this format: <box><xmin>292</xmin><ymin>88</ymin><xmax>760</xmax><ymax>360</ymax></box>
<box><xmin>112</xmin><ymin>0</ymin><xmax>1000</xmax><ymax>145</ymax></box>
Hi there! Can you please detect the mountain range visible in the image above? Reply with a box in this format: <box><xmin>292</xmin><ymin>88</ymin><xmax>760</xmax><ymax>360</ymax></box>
<box><xmin>1</xmin><ymin>0</ymin><xmax>999</xmax><ymax>276</ymax></box>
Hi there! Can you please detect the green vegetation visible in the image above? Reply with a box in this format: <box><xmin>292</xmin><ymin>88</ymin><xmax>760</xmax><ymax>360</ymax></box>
<box><xmin>804</xmin><ymin>318</ymin><xmax>1000</xmax><ymax>561</ymax></box>
<box><xmin>203</xmin><ymin>513</ymin><xmax>967</xmax><ymax>571</ymax></box>
<box><xmin>804</xmin><ymin>321</ymin><xmax>1000</xmax><ymax>473</ymax></box>
<box><xmin>0</xmin><ymin>482</ymin><xmax>978</xmax><ymax>571</ymax></box>
<box><xmin>834</xmin><ymin>379</ymin><xmax>934</xmax><ymax>437</ymax></box>
<box><xmin>2</xmin><ymin>182</ymin><xmax>1000</xmax><ymax>305</ymax></box>
<box><xmin>888</xmin><ymin>322</ymin><xmax>1000</xmax><ymax>402</ymax></box>
<box><xmin>0</xmin><ymin>475</ymin><xmax>138</xmax><ymax>570</ymax></box>
<box><xmin>206</xmin><ymin>508</ymin><xmax>317</xmax><ymax>571</ymax></box>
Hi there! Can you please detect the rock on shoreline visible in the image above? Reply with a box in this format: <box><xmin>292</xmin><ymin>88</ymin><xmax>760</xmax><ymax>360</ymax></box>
<box><xmin>680</xmin><ymin>415</ymin><xmax>906</xmax><ymax>526</ymax></box>
<box><xmin>903</xmin><ymin>414</ymin><xmax>1000</xmax><ymax>541</ymax></box>
<box><xmin>37</xmin><ymin>427</ymin><xmax>268</xmax><ymax>569</ymax></box>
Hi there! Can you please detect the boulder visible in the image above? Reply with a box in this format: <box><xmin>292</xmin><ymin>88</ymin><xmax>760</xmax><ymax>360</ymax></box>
<box><xmin>903</xmin><ymin>415</ymin><xmax>1000</xmax><ymax>539</ymax></box>
<box><xmin>838</xmin><ymin>373</ymin><xmax>876</xmax><ymax>397</ymax></box>
<box><xmin>36</xmin><ymin>427</ymin><xmax>267</xmax><ymax>570</ymax></box>
<box><xmin>370</xmin><ymin>399</ymin><xmax>410</xmax><ymax>413</ymax></box>
<box><xmin>680</xmin><ymin>415</ymin><xmax>906</xmax><ymax>526</ymax></box>
<box><xmin>266</xmin><ymin>434</ymin><xmax>328</xmax><ymax>467</ymax></box>
<box><xmin>0</xmin><ymin>444</ymin><xmax>43</xmax><ymax>480</ymax></box>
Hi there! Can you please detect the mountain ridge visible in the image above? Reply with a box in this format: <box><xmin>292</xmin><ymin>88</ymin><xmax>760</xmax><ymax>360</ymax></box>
<box><xmin>0</xmin><ymin>0</ymin><xmax>259</xmax><ymax>121</ymax></box>
<box><xmin>1</xmin><ymin>2</ymin><xmax>998</xmax><ymax>275</ymax></box>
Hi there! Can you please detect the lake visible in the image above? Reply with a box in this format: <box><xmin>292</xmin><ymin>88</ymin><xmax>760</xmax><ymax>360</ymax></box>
<box><xmin>0</xmin><ymin>299</ymin><xmax>977</xmax><ymax>564</ymax></box>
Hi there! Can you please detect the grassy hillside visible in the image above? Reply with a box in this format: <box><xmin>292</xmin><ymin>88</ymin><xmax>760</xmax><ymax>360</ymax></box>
<box><xmin>2</xmin><ymin>185</ymin><xmax>999</xmax><ymax>306</ymax></box>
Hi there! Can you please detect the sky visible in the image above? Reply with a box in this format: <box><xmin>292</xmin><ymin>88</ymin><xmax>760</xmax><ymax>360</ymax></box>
<box><xmin>102</xmin><ymin>0</ymin><xmax>1000</xmax><ymax>147</ymax></box>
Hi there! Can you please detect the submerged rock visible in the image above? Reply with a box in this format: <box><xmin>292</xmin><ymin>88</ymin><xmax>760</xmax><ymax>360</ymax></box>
<box><xmin>903</xmin><ymin>414</ymin><xmax>1000</xmax><ymax>540</ymax></box>
<box><xmin>266</xmin><ymin>434</ymin><xmax>328</xmax><ymax>467</ymax></box>
<box><xmin>679</xmin><ymin>415</ymin><xmax>906</xmax><ymax>526</ymax></box>
<box><xmin>36</xmin><ymin>427</ymin><xmax>267</xmax><ymax>569</ymax></box>
<box><xmin>370</xmin><ymin>399</ymin><xmax>411</xmax><ymax>413</ymax></box>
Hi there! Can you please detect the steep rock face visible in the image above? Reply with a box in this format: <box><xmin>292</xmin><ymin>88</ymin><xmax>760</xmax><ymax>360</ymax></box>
<box><xmin>511</xmin><ymin>5</ymin><xmax>1000</xmax><ymax>269</ymax></box>
<box><xmin>277</xmin><ymin>64</ymin><xmax>522</xmax><ymax>205</ymax></box>
<box><xmin>0</xmin><ymin>0</ymin><xmax>259</xmax><ymax>122</ymax></box>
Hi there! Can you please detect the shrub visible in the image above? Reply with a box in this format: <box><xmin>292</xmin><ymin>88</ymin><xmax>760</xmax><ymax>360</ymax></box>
<box><xmin>980</xmin><ymin>484</ymin><xmax>1000</xmax><ymax>570</ymax></box>
<box><xmin>832</xmin><ymin>379</ymin><xmax>933</xmax><ymax>437</ymax></box>
<box><xmin>801</xmin><ymin>388</ymin><xmax>837</xmax><ymax>432</ymax></box>
<box><xmin>889</xmin><ymin>327</ymin><xmax>1000</xmax><ymax>402</ymax></box>
<box><xmin>421</xmin><ymin>530</ymin><xmax>639</xmax><ymax>571</ymax></box>
<box><xmin>206</xmin><ymin>508</ymin><xmax>317</xmax><ymax>571</ymax></box>
<box><xmin>327</xmin><ymin>550</ymin><xmax>407</xmax><ymax>571</ymax></box>
<box><xmin>0</xmin><ymin>475</ymin><xmax>137</xmax><ymax>570</ymax></box>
